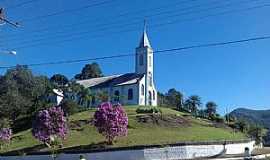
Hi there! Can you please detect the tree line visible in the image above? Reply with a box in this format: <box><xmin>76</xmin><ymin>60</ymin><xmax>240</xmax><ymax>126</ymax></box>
<box><xmin>158</xmin><ymin>89</ymin><xmax>219</xmax><ymax>121</ymax></box>
<box><xmin>0</xmin><ymin>63</ymin><xmax>103</xmax><ymax>131</ymax></box>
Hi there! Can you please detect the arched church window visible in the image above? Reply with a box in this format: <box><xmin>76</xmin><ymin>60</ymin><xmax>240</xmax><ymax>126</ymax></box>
<box><xmin>141</xmin><ymin>84</ymin><xmax>144</xmax><ymax>96</ymax></box>
<box><xmin>139</xmin><ymin>54</ymin><xmax>144</xmax><ymax>66</ymax></box>
<box><xmin>128</xmin><ymin>89</ymin><xmax>133</xmax><ymax>100</ymax></box>
<box><xmin>114</xmin><ymin>90</ymin><xmax>120</xmax><ymax>102</ymax></box>
<box><xmin>149</xmin><ymin>56</ymin><xmax>152</xmax><ymax>67</ymax></box>
<box><xmin>149</xmin><ymin>72</ymin><xmax>153</xmax><ymax>86</ymax></box>
<box><xmin>153</xmin><ymin>90</ymin><xmax>155</xmax><ymax>100</ymax></box>
<box><xmin>148</xmin><ymin>91</ymin><xmax>152</xmax><ymax>106</ymax></box>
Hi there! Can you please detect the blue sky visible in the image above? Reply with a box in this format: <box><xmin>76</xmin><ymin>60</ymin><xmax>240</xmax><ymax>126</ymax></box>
<box><xmin>0</xmin><ymin>0</ymin><xmax>270</xmax><ymax>114</ymax></box>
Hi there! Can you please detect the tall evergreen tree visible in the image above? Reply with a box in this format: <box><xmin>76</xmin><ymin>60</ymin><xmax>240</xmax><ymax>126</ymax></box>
<box><xmin>75</xmin><ymin>62</ymin><xmax>103</xmax><ymax>80</ymax></box>
<box><xmin>205</xmin><ymin>101</ymin><xmax>217</xmax><ymax>118</ymax></box>
<box><xmin>165</xmin><ymin>88</ymin><xmax>183</xmax><ymax>110</ymax></box>
<box><xmin>184</xmin><ymin>95</ymin><xmax>202</xmax><ymax>115</ymax></box>
<box><xmin>0</xmin><ymin>65</ymin><xmax>52</xmax><ymax>120</ymax></box>
<box><xmin>50</xmin><ymin>74</ymin><xmax>69</xmax><ymax>87</ymax></box>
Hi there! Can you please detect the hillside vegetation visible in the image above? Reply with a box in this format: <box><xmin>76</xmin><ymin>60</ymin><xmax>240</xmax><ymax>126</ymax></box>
<box><xmin>230</xmin><ymin>108</ymin><xmax>270</xmax><ymax>145</ymax></box>
<box><xmin>1</xmin><ymin>106</ymin><xmax>245</xmax><ymax>155</ymax></box>
<box><xmin>230</xmin><ymin>108</ymin><xmax>270</xmax><ymax>129</ymax></box>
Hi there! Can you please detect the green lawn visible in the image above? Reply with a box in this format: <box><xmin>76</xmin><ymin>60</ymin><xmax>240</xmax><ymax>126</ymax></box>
<box><xmin>0</xmin><ymin>106</ymin><xmax>246</xmax><ymax>154</ymax></box>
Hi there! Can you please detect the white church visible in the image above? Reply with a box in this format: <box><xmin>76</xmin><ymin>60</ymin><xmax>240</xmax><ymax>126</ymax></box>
<box><xmin>76</xmin><ymin>26</ymin><xmax>157</xmax><ymax>106</ymax></box>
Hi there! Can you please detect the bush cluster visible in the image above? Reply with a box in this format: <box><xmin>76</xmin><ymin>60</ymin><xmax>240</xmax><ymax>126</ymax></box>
<box><xmin>136</xmin><ymin>106</ymin><xmax>162</xmax><ymax>114</ymax></box>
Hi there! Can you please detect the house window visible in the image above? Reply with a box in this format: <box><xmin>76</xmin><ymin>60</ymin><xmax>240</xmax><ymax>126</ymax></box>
<box><xmin>141</xmin><ymin>84</ymin><xmax>144</xmax><ymax>96</ymax></box>
<box><xmin>114</xmin><ymin>90</ymin><xmax>120</xmax><ymax>102</ymax></box>
<box><xmin>139</xmin><ymin>54</ymin><xmax>144</xmax><ymax>66</ymax></box>
<box><xmin>153</xmin><ymin>90</ymin><xmax>155</xmax><ymax>100</ymax></box>
<box><xmin>128</xmin><ymin>89</ymin><xmax>133</xmax><ymax>100</ymax></box>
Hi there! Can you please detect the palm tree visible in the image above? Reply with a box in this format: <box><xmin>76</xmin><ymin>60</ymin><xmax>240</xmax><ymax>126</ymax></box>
<box><xmin>165</xmin><ymin>88</ymin><xmax>184</xmax><ymax>110</ymax></box>
<box><xmin>184</xmin><ymin>95</ymin><xmax>202</xmax><ymax>116</ymax></box>
<box><xmin>206</xmin><ymin>101</ymin><xmax>217</xmax><ymax>119</ymax></box>
<box><xmin>248</xmin><ymin>124</ymin><xmax>265</xmax><ymax>145</ymax></box>
<box><xmin>78</xmin><ymin>87</ymin><xmax>92</xmax><ymax>107</ymax></box>
<box><xmin>236</xmin><ymin>119</ymin><xmax>249</xmax><ymax>133</ymax></box>
<box><xmin>64</xmin><ymin>81</ymin><xmax>92</xmax><ymax>107</ymax></box>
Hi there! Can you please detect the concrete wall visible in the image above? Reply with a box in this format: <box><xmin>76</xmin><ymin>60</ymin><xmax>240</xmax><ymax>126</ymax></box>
<box><xmin>0</xmin><ymin>141</ymin><xmax>255</xmax><ymax>160</ymax></box>
<box><xmin>144</xmin><ymin>141</ymin><xmax>255</xmax><ymax>160</ymax></box>
<box><xmin>225</xmin><ymin>141</ymin><xmax>255</xmax><ymax>155</ymax></box>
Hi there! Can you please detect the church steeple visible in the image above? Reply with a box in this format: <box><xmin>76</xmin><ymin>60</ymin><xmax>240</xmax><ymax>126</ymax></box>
<box><xmin>135</xmin><ymin>21</ymin><xmax>153</xmax><ymax>75</ymax></box>
<box><xmin>138</xmin><ymin>21</ymin><xmax>151</xmax><ymax>48</ymax></box>
<box><xmin>135</xmin><ymin>21</ymin><xmax>157</xmax><ymax>106</ymax></box>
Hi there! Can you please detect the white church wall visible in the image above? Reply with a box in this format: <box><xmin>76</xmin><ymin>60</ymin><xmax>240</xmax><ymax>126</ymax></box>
<box><xmin>89</xmin><ymin>87</ymin><xmax>110</xmax><ymax>106</ymax></box>
<box><xmin>147</xmin><ymin>85</ymin><xmax>157</xmax><ymax>106</ymax></box>
<box><xmin>111</xmin><ymin>84</ymin><xmax>139</xmax><ymax>106</ymax></box>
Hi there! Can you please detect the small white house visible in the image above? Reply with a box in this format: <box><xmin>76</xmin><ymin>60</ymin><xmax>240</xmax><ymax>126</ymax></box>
<box><xmin>76</xmin><ymin>26</ymin><xmax>157</xmax><ymax>106</ymax></box>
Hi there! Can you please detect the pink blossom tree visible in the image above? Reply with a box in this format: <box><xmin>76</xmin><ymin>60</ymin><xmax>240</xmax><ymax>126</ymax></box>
<box><xmin>0</xmin><ymin>128</ymin><xmax>12</xmax><ymax>150</ymax></box>
<box><xmin>32</xmin><ymin>106</ymin><xmax>68</xmax><ymax>158</ymax></box>
<box><xmin>93</xmin><ymin>102</ymin><xmax>128</xmax><ymax>144</ymax></box>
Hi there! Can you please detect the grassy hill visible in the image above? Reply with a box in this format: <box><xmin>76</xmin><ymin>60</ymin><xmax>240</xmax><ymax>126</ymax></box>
<box><xmin>1</xmin><ymin>106</ymin><xmax>246</xmax><ymax>155</ymax></box>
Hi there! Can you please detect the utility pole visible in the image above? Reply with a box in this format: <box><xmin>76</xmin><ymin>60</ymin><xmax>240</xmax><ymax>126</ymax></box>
<box><xmin>0</xmin><ymin>7</ymin><xmax>19</xmax><ymax>56</ymax></box>
<box><xmin>0</xmin><ymin>8</ymin><xmax>19</xmax><ymax>27</ymax></box>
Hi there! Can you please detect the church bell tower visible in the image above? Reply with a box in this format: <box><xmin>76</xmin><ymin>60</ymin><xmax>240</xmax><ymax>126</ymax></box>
<box><xmin>135</xmin><ymin>22</ymin><xmax>156</xmax><ymax>106</ymax></box>
<box><xmin>135</xmin><ymin>22</ymin><xmax>153</xmax><ymax>77</ymax></box>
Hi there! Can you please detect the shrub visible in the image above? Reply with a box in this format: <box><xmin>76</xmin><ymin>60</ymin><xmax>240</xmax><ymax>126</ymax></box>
<box><xmin>0</xmin><ymin>118</ymin><xmax>10</xmax><ymax>129</ymax></box>
<box><xmin>12</xmin><ymin>116</ymin><xmax>33</xmax><ymax>133</ymax></box>
<box><xmin>235</xmin><ymin>119</ymin><xmax>249</xmax><ymax>133</ymax></box>
<box><xmin>136</xmin><ymin>106</ymin><xmax>162</xmax><ymax>114</ymax></box>
<box><xmin>213</xmin><ymin>115</ymin><xmax>225</xmax><ymax>123</ymax></box>
<box><xmin>0</xmin><ymin>128</ymin><xmax>12</xmax><ymax>149</ymax></box>
<box><xmin>61</xmin><ymin>99</ymin><xmax>80</xmax><ymax>116</ymax></box>
<box><xmin>93</xmin><ymin>102</ymin><xmax>128</xmax><ymax>144</ymax></box>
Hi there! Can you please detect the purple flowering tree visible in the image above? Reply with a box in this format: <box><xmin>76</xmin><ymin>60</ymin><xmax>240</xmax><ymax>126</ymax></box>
<box><xmin>93</xmin><ymin>102</ymin><xmax>128</xmax><ymax>144</ymax></box>
<box><xmin>32</xmin><ymin>106</ymin><xmax>68</xmax><ymax>150</ymax></box>
<box><xmin>0</xmin><ymin>128</ymin><xmax>12</xmax><ymax>150</ymax></box>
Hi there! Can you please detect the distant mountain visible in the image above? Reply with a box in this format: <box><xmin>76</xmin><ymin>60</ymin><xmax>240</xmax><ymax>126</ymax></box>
<box><xmin>229</xmin><ymin>108</ymin><xmax>270</xmax><ymax>146</ymax></box>
<box><xmin>229</xmin><ymin>108</ymin><xmax>270</xmax><ymax>129</ymax></box>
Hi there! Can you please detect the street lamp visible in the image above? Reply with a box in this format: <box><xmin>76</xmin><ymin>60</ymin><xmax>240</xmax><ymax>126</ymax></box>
<box><xmin>0</xmin><ymin>50</ymin><xmax>16</xmax><ymax>55</ymax></box>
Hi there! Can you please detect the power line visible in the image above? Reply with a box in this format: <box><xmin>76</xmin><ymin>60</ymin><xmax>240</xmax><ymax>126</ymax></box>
<box><xmin>152</xmin><ymin>3</ymin><xmax>270</xmax><ymax>29</ymax></box>
<box><xmin>4</xmin><ymin>0</ymin><xmax>201</xmax><ymax>38</ymax></box>
<box><xmin>1</xmin><ymin>0</ymin><xmax>263</xmax><ymax>43</ymax></box>
<box><xmin>10</xmin><ymin>2</ymin><xmax>270</xmax><ymax>50</ymax></box>
<box><xmin>19</xmin><ymin>0</ymin><xmax>116</xmax><ymax>22</ymax></box>
<box><xmin>6</xmin><ymin>0</ymin><xmax>39</xmax><ymax>10</ymax></box>
<box><xmin>3</xmin><ymin>0</ymin><xmax>265</xmax><ymax>45</ymax></box>
<box><xmin>1</xmin><ymin>35</ymin><xmax>270</xmax><ymax>69</ymax></box>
